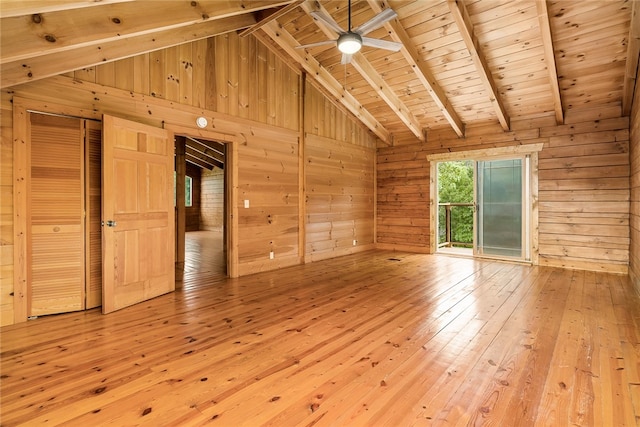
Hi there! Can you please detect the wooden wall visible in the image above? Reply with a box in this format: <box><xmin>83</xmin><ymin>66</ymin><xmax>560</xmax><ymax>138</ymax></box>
<box><xmin>201</xmin><ymin>167</ymin><xmax>225</xmax><ymax>231</ymax></box>
<box><xmin>378</xmin><ymin>112</ymin><xmax>631</xmax><ymax>274</ymax></box>
<box><xmin>630</xmin><ymin>72</ymin><xmax>640</xmax><ymax>294</ymax></box>
<box><xmin>376</xmin><ymin>142</ymin><xmax>431</xmax><ymax>252</ymax></box>
<box><xmin>0</xmin><ymin>32</ymin><xmax>377</xmax><ymax>326</ymax></box>
<box><xmin>304</xmin><ymin>83</ymin><xmax>377</xmax><ymax>262</ymax></box>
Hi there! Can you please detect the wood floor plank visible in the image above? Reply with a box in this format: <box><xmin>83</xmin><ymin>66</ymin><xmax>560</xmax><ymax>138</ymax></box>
<box><xmin>2</xmin><ymin>232</ymin><xmax>640</xmax><ymax>425</ymax></box>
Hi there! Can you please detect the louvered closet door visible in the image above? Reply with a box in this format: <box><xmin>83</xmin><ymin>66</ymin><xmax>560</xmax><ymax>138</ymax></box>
<box><xmin>28</xmin><ymin>113</ymin><xmax>85</xmax><ymax>316</ymax></box>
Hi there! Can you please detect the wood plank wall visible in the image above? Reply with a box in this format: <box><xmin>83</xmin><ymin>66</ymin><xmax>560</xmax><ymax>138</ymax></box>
<box><xmin>629</xmin><ymin>75</ymin><xmax>640</xmax><ymax>294</ymax></box>
<box><xmin>67</xmin><ymin>33</ymin><xmax>299</xmax><ymax>132</ymax></box>
<box><xmin>200</xmin><ymin>167</ymin><xmax>224</xmax><ymax>231</ymax></box>
<box><xmin>0</xmin><ymin>32</ymin><xmax>376</xmax><ymax>325</ymax></box>
<box><xmin>377</xmin><ymin>112</ymin><xmax>631</xmax><ymax>274</ymax></box>
<box><xmin>237</xmin><ymin>128</ymin><xmax>300</xmax><ymax>274</ymax></box>
<box><xmin>304</xmin><ymin>83</ymin><xmax>377</xmax><ymax>262</ymax></box>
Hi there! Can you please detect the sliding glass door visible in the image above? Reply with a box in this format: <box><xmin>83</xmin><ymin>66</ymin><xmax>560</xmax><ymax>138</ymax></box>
<box><xmin>436</xmin><ymin>155</ymin><xmax>530</xmax><ymax>262</ymax></box>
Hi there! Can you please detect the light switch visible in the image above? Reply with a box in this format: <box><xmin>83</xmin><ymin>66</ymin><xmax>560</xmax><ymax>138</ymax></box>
<box><xmin>244</xmin><ymin>199</ymin><xmax>250</xmax><ymax>208</ymax></box>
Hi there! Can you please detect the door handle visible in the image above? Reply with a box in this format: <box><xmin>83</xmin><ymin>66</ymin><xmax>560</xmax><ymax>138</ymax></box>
<box><xmin>103</xmin><ymin>220</ymin><xmax>117</xmax><ymax>227</ymax></box>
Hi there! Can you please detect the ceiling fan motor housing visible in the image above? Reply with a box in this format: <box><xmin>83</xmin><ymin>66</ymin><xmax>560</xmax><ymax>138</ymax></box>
<box><xmin>337</xmin><ymin>32</ymin><xmax>363</xmax><ymax>54</ymax></box>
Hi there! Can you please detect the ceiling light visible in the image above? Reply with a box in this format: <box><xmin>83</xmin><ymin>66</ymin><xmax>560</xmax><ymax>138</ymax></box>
<box><xmin>196</xmin><ymin>116</ymin><xmax>208</xmax><ymax>128</ymax></box>
<box><xmin>337</xmin><ymin>32</ymin><xmax>362</xmax><ymax>54</ymax></box>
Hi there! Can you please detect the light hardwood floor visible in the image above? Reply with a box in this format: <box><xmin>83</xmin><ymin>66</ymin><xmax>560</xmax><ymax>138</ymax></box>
<box><xmin>2</xmin><ymin>241</ymin><xmax>640</xmax><ymax>425</ymax></box>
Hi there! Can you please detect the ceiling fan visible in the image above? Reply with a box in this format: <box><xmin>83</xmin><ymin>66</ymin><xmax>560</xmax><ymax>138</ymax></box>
<box><xmin>296</xmin><ymin>0</ymin><xmax>403</xmax><ymax>64</ymax></box>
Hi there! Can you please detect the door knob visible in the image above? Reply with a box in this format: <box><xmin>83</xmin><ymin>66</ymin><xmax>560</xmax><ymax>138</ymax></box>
<box><xmin>105</xmin><ymin>220</ymin><xmax>117</xmax><ymax>227</ymax></box>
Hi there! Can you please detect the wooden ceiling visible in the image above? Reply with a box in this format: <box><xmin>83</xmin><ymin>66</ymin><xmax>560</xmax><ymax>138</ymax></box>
<box><xmin>181</xmin><ymin>136</ymin><xmax>226</xmax><ymax>170</ymax></box>
<box><xmin>2</xmin><ymin>0</ymin><xmax>639</xmax><ymax>144</ymax></box>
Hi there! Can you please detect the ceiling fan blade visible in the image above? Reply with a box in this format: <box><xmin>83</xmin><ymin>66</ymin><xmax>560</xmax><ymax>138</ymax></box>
<box><xmin>295</xmin><ymin>39</ymin><xmax>336</xmax><ymax>49</ymax></box>
<box><xmin>341</xmin><ymin>53</ymin><xmax>353</xmax><ymax>64</ymax></box>
<box><xmin>309</xmin><ymin>10</ymin><xmax>345</xmax><ymax>34</ymax></box>
<box><xmin>362</xmin><ymin>37</ymin><xmax>403</xmax><ymax>52</ymax></box>
<box><xmin>353</xmin><ymin>8</ymin><xmax>398</xmax><ymax>36</ymax></box>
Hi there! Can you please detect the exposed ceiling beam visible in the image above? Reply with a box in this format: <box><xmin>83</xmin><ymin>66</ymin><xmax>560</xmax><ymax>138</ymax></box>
<box><xmin>367</xmin><ymin>0</ymin><xmax>465</xmax><ymax>138</ymax></box>
<box><xmin>448</xmin><ymin>0</ymin><xmax>510</xmax><ymax>131</ymax></box>
<box><xmin>239</xmin><ymin>0</ymin><xmax>305</xmax><ymax>38</ymax></box>
<box><xmin>186</xmin><ymin>155</ymin><xmax>215</xmax><ymax>170</ymax></box>
<box><xmin>535</xmin><ymin>0</ymin><xmax>564</xmax><ymax>125</ymax></box>
<box><xmin>0</xmin><ymin>0</ymin><xmax>135</xmax><ymax>18</ymax></box>
<box><xmin>301</xmin><ymin>1</ymin><xmax>423</xmax><ymax>141</ymax></box>
<box><xmin>2</xmin><ymin>14</ymin><xmax>256</xmax><ymax>88</ymax></box>
<box><xmin>187</xmin><ymin>136</ymin><xmax>225</xmax><ymax>164</ymax></box>
<box><xmin>623</xmin><ymin>0</ymin><xmax>640</xmax><ymax>116</ymax></box>
<box><xmin>186</xmin><ymin>146</ymin><xmax>222</xmax><ymax>169</ymax></box>
<box><xmin>261</xmin><ymin>20</ymin><xmax>390</xmax><ymax>143</ymax></box>
<box><xmin>1</xmin><ymin>1</ymin><xmax>293</xmax><ymax>65</ymax></box>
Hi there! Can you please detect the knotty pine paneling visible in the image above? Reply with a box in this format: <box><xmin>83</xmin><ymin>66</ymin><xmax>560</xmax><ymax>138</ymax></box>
<box><xmin>377</xmin><ymin>115</ymin><xmax>630</xmax><ymax>273</ymax></box>
<box><xmin>303</xmin><ymin>82</ymin><xmax>377</xmax><ymax>261</ymax></box>
<box><xmin>305</xmin><ymin>134</ymin><xmax>375</xmax><ymax>262</ymax></box>
<box><xmin>200</xmin><ymin>167</ymin><xmax>224</xmax><ymax>231</ymax></box>
<box><xmin>377</xmin><ymin>142</ymin><xmax>431</xmax><ymax>252</ymax></box>
<box><xmin>75</xmin><ymin>34</ymin><xmax>299</xmax><ymax>131</ymax></box>
<box><xmin>629</xmin><ymin>70</ymin><xmax>640</xmax><ymax>294</ymax></box>
<box><xmin>237</xmin><ymin>130</ymin><xmax>300</xmax><ymax>275</ymax></box>
<box><xmin>304</xmin><ymin>82</ymin><xmax>377</xmax><ymax>148</ymax></box>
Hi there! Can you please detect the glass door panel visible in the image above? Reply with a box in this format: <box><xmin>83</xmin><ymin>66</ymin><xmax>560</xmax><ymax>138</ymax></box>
<box><xmin>476</xmin><ymin>159</ymin><xmax>523</xmax><ymax>258</ymax></box>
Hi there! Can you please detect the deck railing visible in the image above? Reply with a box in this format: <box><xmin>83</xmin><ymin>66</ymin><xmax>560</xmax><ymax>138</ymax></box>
<box><xmin>438</xmin><ymin>202</ymin><xmax>474</xmax><ymax>248</ymax></box>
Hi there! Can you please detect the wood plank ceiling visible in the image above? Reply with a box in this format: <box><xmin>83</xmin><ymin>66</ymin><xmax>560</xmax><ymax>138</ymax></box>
<box><xmin>1</xmin><ymin>0</ymin><xmax>638</xmax><ymax>145</ymax></box>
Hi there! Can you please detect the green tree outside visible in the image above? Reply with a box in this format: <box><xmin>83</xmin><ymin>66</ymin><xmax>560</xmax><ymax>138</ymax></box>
<box><xmin>437</xmin><ymin>161</ymin><xmax>474</xmax><ymax>246</ymax></box>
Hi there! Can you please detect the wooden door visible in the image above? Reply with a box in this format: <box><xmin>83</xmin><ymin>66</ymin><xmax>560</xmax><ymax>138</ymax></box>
<box><xmin>28</xmin><ymin>113</ymin><xmax>85</xmax><ymax>316</ymax></box>
<box><xmin>102</xmin><ymin>115</ymin><xmax>175</xmax><ymax>314</ymax></box>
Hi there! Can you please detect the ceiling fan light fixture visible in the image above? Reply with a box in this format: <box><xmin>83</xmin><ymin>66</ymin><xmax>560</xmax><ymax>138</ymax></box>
<box><xmin>337</xmin><ymin>32</ymin><xmax>362</xmax><ymax>54</ymax></box>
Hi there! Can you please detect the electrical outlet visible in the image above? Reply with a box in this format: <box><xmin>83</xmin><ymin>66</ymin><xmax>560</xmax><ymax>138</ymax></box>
<box><xmin>269</xmin><ymin>251</ymin><xmax>274</xmax><ymax>260</ymax></box>
<box><xmin>353</xmin><ymin>239</ymin><xmax>357</xmax><ymax>246</ymax></box>
<box><xmin>244</xmin><ymin>199</ymin><xmax>250</xmax><ymax>208</ymax></box>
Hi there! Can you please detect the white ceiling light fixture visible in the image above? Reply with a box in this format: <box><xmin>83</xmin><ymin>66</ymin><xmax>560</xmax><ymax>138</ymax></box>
<box><xmin>337</xmin><ymin>32</ymin><xmax>362</xmax><ymax>54</ymax></box>
<box><xmin>196</xmin><ymin>116</ymin><xmax>208</xmax><ymax>128</ymax></box>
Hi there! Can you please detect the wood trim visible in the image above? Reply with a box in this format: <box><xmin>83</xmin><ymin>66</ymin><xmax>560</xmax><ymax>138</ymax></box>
<box><xmin>12</xmin><ymin>100</ymin><xmax>29</xmax><ymax>323</ymax></box>
<box><xmin>427</xmin><ymin>142</ymin><xmax>544</xmax><ymax>162</ymax></box>
<box><xmin>298</xmin><ymin>72</ymin><xmax>306</xmax><ymax>263</ymax></box>
<box><xmin>622</xmin><ymin>0</ymin><xmax>640</xmax><ymax>116</ymax></box>
<box><xmin>228</xmin><ymin>134</ymin><xmax>239</xmax><ymax>278</ymax></box>
<box><xmin>175</xmin><ymin>136</ymin><xmax>187</xmax><ymax>279</ymax></box>
<box><xmin>531</xmin><ymin>151</ymin><xmax>540</xmax><ymax>265</ymax></box>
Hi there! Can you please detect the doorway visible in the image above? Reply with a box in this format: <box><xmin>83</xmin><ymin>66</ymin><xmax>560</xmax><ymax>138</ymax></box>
<box><xmin>430</xmin><ymin>145</ymin><xmax>541</xmax><ymax>263</ymax></box>
<box><xmin>174</xmin><ymin>136</ymin><xmax>228</xmax><ymax>282</ymax></box>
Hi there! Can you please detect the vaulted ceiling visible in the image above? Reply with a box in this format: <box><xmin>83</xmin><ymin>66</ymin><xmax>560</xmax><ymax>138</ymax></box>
<box><xmin>2</xmin><ymin>0</ymin><xmax>639</xmax><ymax>144</ymax></box>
